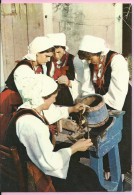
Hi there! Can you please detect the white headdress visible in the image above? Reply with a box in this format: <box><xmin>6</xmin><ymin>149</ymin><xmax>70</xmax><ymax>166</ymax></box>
<box><xmin>79</xmin><ymin>35</ymin><xmax>108</xmax><ymax>54</ymax></box>
<box><xmin>47</xmin><ymin>33</ymin><xmax>67</xmax><ymax>47</ymax></box>
<box><xmin>23</xmin><ymin>36</ymin><xmax>54</xmax><ymax>61</ymax></box>
<box><xmin>19</xmin><ymin>74</ymin><xmax>58</xmax><ymax>109</ymax></box>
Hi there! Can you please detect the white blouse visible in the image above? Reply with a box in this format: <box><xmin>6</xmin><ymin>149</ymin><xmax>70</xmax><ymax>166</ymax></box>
<box><xmin>103</xmin><ymin>54</ymin><xmax>129</xmax><ymax>110</ymax></box>
<box><xmin>14</xmin><ymin>65</ymin><xmax>69</xmax><ymax>124</ymax></box>
<box><xmin>16</xmin><ymin>114</ymin><xmax>72</xmax><ymax>179</ymax></box>
<box><xmin>72</xmin><ymin>55</ymin><xmax>95</xmax><ymax>100</ymax></box>
<box><xmin>73</xmin><ymin>54</ymin><xmax>129</xmax><ymax>110</ymax></box>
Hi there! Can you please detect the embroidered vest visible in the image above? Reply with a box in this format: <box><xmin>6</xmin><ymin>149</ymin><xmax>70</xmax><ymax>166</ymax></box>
<box><xmin>90</xmin><ymin>50</ymin><xmax>117</xmax><ymax>95</ymax></box>
<box><xmin>4</xmin><ymin>108</ymin><xmax>54</xmax><ymax>192</ymax></box>
<box><xmin>5</xmin><ymin>108</ymin><xmax>52</xmax><ymax>146</ymax></box>
<box><xmin>46</xmin><ymin>53</ymin><xmax>75</xmax><ymax>80</ymax></box>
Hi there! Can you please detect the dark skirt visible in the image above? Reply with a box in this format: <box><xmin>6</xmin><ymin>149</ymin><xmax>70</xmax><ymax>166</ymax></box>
<box><xmin>52</xmin><ymin>142</ymin><xmax>106</xmax><ymax>192</ymax></box>
<box><xmin>55</xmin><ymin>84</ymin><xmax>74</xmax><ymax>106</ymax></box>
<box><xmin>0</xmin><ymin>88</ymin><xmax>22</xmax><ymax>144</ymax></box>
<box><xmin>119</xmin><ymin>84</ymin><xmax>132</xmax><ymax>173</ymax></box>
<box><xmin>104</xmin><ymin>84</ymin><xmax>132</xmax><ymax>173</ymax></box>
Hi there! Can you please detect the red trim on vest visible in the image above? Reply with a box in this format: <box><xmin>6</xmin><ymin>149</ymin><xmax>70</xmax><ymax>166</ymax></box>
<box><xmin>51</xmin><ymin>53</ymin><xmax>69</xmax><ymax>80</ymax></box>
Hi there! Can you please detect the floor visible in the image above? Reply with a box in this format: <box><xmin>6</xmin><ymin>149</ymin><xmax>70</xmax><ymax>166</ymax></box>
<box><xmin>123</xmin><ymin>171</ymin><xmax>132</xmax><ymax>191</ymax></box>
<box><xmin>56</xmin><ymin>129</ymin><xmax>132</xmax><ymax>192</ymax></box>
<box><xmin>79</xmin><ymin>158</ymin><xmax>132</xmax><ymax>192</ymax></box>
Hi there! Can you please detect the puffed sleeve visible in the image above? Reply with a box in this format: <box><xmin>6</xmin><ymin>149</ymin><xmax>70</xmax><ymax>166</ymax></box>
<box><xmin>14</xmin><ymin>65</ymin><xmax>37</xmax><ymax>101</ymax></box>
<box><xmin>103</xmin><ymin>54</ymin><xmax>129</xmax><ymax>110</ymax></box>
<box><xmin>43</xmin><ymin>104</ymin><xmax>69</xmax><ymax>124</ymax></box>
<box><xmin>16</xmin><ymin>115</ymin><xmax>72</xmax><ymax>179</ymax></box>
<box><xmin>72</xmin><ymin>56</ymin><xmax>95</xmax><ymax>100</ymax></box>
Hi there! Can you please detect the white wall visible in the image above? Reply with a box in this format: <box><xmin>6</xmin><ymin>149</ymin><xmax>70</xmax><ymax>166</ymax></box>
<box><xmin>114</xmin><ymin>3</ymin><xmax>123</xmax><ymax>54</ymax></box>
<box><xmin>1</xmin><ymin>44</ymin><xmax>5</xmax><ymax>91</ymax></box>
<box><xmin>43</xmin><ymin>3</ymin><xmax>123</xmax><ymax>55</ymax></box>
<box><xmin>43</xmin><ymin>3</ymin><xmax>53</xmax><ymax>35</ymax></box>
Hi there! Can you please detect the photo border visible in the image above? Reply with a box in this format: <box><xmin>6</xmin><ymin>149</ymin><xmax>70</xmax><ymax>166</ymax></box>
<box><xmin>1</xmin><ymin>0</ymin><xmax>133</xmax><ymax>195</ymax></box>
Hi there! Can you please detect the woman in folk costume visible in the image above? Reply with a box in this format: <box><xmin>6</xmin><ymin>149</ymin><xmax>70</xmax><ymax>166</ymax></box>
<box><xmin>46</xmin><ymin>33</ymin><xmax>75</xmax><ymax>106</ymax></box>
<box><xmin>0</xmin><ymin>36</ymin><xmax>54</xmax><ymax>143</ymax></box>
<box><xmin>4</xmin><ymin>75</ymin><xmax>106</xmax><ymax>192</ymax></box>
<box><xmin>5</xmin><ymin>36</ymin><xmax>55</xmax><ymax>101</ymax></box>
<box><xmin>76</xmin><ymin>35</ymin><xmax>132</xmax><ymax>177</ymax></box>
<box><xmin>0</xmin><ymin>37</ymin><xmax>71</xmax><ymax>144</ymax></box>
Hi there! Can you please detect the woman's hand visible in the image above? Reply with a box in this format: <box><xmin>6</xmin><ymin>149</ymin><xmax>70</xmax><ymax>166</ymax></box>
<box><xmin>57</xmin><ymin>75</ymin><xmax>70</xmax><ymax>86</ymax></box>
<box><xmin>68</xmin><ymin>103</ymin><xmax>85</xmax><ymax>113</ymax></box>
<box><xmin>70</xmin><ymin>138</ymin><xmax>93</xmax><ymax>154</ymax></box>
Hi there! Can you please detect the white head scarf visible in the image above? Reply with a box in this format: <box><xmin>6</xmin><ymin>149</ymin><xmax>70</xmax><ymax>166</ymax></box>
<box><xmin>47</xmin><ymin>33</ymin><xmax>69</xmax><ymax>51</ymax></box>
<box><xmin>79</xmin><ymin>35</ymin><xmax>109</xmax><ymax>54</ymax></box>
<box><xmin>23</xmin><ymin>36</ymin><xmax>54</xmax><ymax>61</ymax></box>
<box><xmin>19</xmin><ymin>74</ymin><xmax>58</xmax><ymax>109</ymax></box>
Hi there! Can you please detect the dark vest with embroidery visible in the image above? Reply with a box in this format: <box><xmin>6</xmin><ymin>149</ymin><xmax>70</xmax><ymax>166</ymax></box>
<box><xmin>3</xmin><ymin>109</ymin><xmax>53</xmax><ymax>190</ymax></box>
<box><xmin>46</xmin><ymin>53</ymin><xmax>75</xmax><ymax>80</ymax></box>
<box><xmin>46</xmin><ymin>53</ymin><xmax>75</xmax><ymax>106</ymax></box>
<box><xmin>5</xmin><ymin>60</ymin><xmax>33</xmax><ymax>92</ymax></box>
<box><xmin>90</xmin><ymin>50</ymin><xmax>117</xmax><ymax>95</ymax></box>
<box><xmin>4</xmin><ymin>108</ymin><xmax>52</xmax><ymax>175</ymax></box>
